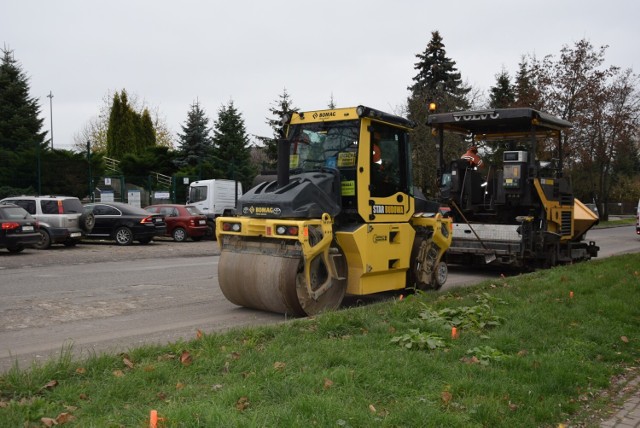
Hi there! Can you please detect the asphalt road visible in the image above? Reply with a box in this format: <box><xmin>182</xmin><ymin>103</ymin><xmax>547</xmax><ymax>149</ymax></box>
<box><xmin>0</xmin><ymin>227</ymin><xmax>637</xmax><ymax>373</ymax></box>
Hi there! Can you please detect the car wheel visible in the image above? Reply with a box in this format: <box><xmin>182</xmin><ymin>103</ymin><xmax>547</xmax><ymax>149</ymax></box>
<box><xmin>80</xmin><ymin>212</ymin><xmax>95</xmax><ymax>232</ymax></box>
<box><xmin>138</xmin><ymin>237</ymin><xmax>152</xmax><ymax>245</ymax></box>
<box><xmin>114</xmin><ymin>226</ymin><xmax>133</xmax><ymax>245</ymax></box>
<box><xmin>34</xmin><ymin>229</ymin><xmax>52</xmax><ymax>250</ymax></box>
<box><xmin>172</xmin><ymin>227</ymin><xmax>187</xmax><ymax>242</ymax></box>
<box><xmin>191</xmin><ymin>236</ymin><xmax>203</xmax><ymax>242</ymax></box>
<box><xmin>7</xmin><ymin>245</ymin><xmax>24</xmax><ymax>253</ymax></box>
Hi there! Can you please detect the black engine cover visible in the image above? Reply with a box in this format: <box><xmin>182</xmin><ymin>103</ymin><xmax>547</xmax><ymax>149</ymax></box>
<box><xmin>237</xmin><ymin>170</ymin><xmax>342</xmax><ymax>219</ymax></box>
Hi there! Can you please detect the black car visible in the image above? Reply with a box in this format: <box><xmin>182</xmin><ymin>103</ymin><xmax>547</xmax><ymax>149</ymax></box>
<box><xmin>0</xmin><ymin>204</ymin><xmax>41</xmax><ymax>253</ymax></box>
<box><xmin>83</xmin><ymin>202</ymin><xmax>166</xmax><ymax>245</ymax></box>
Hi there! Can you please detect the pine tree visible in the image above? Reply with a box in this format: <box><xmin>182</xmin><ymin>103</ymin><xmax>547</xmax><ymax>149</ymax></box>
<box><xmin>0</xmin><ymin>48</ymin><xmax>47</xmax><ymax>152</ymax></box>
<box><xmin>255</xmin><ymin>88</ymin><xmax>297</xmax><ymax>169</ymax></box>
<box><xmin>406</xmin><ymin>31</ymin><xmax>471</xmax><ymax>195</ymax></box>
<box><xmin>212</xmin><ymin>100</ymin><xmax>255</xmax><ymax>189</ymax></box>
<box><xmin>513</xmin><ymin>57</ymin><xmax>543</xmax><ymax>109</ymax></box>
<box><xmin>175</xmin><ymin>100</ymin><xmax>213</xmax><ymax>175</ymax></box>
<box><xmin>489</xmin><ymin>69</ymin><xmax>515</xmax><ymax>108</ymax></box>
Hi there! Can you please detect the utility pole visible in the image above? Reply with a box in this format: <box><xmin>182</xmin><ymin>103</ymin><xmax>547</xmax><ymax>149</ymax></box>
<box><xmin>87</xmin><ymin>141</ymin><xmax>93</xmax><ymax>202</ymax></box>
<box><xmin>47</xmin><ymin>91</ymin><xmax>54</xmax><ymax>149</ymax></box>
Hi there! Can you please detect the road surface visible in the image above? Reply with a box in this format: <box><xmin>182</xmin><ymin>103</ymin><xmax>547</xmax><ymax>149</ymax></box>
<box><xmin>0</xmin><ymin>226</ymin><xmax>637</xmax><ymax>372</ymax></box>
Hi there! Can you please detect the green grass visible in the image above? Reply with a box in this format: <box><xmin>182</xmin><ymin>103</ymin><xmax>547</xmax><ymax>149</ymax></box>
<box><xmin>594</xmin><ymin>217</ymin><xmax>637</xmax><ymax>228</ymax></box>
<box><xmin>1</xmin><ymin>254</ymin><xmax>639</xmax><ymax>427</ymax></box>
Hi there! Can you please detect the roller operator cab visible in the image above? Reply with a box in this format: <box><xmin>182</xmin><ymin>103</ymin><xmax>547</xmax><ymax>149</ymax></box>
<box><xmin>428</xmin><ymin>108</ymin><xmax>599</xmax><ymax>268</ymax></box>
<box><xmin>216</xmin><ymin>106</ymin><xmax>452</xmax><ymax>316</ymax></box>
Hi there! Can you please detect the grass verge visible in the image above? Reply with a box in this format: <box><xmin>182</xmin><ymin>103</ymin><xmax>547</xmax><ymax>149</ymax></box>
<box><xmin>1</xmin><ymin>254</ymin><xmax>639</xmax><ymax>427</ymax></box>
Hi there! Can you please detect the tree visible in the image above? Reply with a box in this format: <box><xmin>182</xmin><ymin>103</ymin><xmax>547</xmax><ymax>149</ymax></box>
<box><xmin>488</xmin><ymin>68</ymin><xmax>515</xmax><ymax>108</ymax></box>
<box><xmin>75</xmin><ymin>90</ymin><xmax>172</xmax><ymax>153</ymax></box>
<box><xmin>175</xmin><ymin>100</ymin><xmax>213</xmax><ymax>177</ymax></box>
<box><xmin>0</xmin><ymin>48</ymin><xmax>47</xmax><ymax>152</ymax></box>
<box><xmin>255</xmin><ymin>88</ymin><xmax>297</xmax><ymax>169</ymax></box>
<box><xmin>513</xmin><ymin>56</ymin><xmax>544</xmax><ymax>109</ymax></box>
<box><xmin>531</xmin><ymin>39</ymin><xmax>640</xmax><ymax>219</ymax></box>
<box><xmin>212</xmin><ymin>100</ymin><xmax>255</xmax><ymax>189</ymax></box>
<box><xmin>406</xmin><ymin>31</ymin><xmax>472</xmax><ymax>195</ymax></box>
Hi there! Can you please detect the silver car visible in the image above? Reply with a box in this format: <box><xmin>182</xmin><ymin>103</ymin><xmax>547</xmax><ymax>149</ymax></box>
<box><xmin>0</xmin><ymin>196</ymin><xmax>94</xmax><ymax>249</ymax></box>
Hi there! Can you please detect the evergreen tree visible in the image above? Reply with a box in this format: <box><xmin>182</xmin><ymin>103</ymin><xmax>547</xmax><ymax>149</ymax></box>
<box><xmin>513</xmin><ymin>57</ymin><xmax>544</xmax><ymax>109</ymax></box>
<box><xmin>0</xmin><ymin>48</ymin><xmax>47</xmax><ymax>152</ymax></box>
<box><xmin>489</xmin><ymin>69</ymin><xmax>515</xmax><ymax>108</ymax></box>
<box><xmin>139</xmin><ymin>108</ymin><xmax>156</xmax><ymax>150</ymax></box>
<box><xmin>212</xmin><ymin>100</ymin><xmax>255</xmax><ymax>189</ymax></box>
<box><xmin>106</xmin><ymin>90</ymin><xmax>137</xmax><ymax>158</ymax></box>
<box><xmin>406</xmin><ymin>31</ymin><xmax>471</xmax><ymax>196</ymax></box>
<box><xmin>255</xmin><ymin>88</ymin><xmax>297</xmax><ymax>169</ymax></box>
<box><xmin>175</xmin><ymin>100</ymin><xmax>213</xmax><ymax>177</ymax></box>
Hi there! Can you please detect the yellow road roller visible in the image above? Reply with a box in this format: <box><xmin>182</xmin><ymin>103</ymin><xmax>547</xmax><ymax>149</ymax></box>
<box><xmin>216</xmin><ymin>106</ymin><xmax>451</xmax><ymax>316</ymax></box>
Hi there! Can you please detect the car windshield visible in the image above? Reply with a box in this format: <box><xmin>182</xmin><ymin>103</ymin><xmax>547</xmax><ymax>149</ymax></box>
<box><xmin>287</xmin><ymin>120</ymin><xmax>359</xmax><ymax>172</ymax></box>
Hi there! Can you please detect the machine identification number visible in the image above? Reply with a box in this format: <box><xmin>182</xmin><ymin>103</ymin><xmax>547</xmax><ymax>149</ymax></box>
<box><xmin>372</xmin><ymin>205</ymin><xmax>405</xmax><ymax>215</ymax></box>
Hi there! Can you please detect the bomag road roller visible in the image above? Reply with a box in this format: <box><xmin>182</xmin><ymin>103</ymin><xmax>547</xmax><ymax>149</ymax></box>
<box><xmin>428</xmin><ymin>107</ymin><xmax>599</xmax><ymax>269</ymax></box>
<box><xmin>216</xmin><ymin>106</ymin><xmax>452</xmax><ymax>316</ymax></box>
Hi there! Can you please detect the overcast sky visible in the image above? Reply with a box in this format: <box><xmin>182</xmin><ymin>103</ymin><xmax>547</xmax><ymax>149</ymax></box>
<box><xmin>3</xmin><ymin>0</ymin><xmax>639</xmax><ymax>151</ymax></box>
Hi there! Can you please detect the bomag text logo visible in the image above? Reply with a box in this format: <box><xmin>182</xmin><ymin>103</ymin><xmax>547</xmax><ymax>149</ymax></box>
<box><xmin>244</xmin><ymin>206</ymin><xmax>282</xmax><ymax>216</ymax></box>
<box><xmin>372</xmin><ymin>205</ymin><xmax>405</xmax><ymax>214</ymax></box>
<box><xmin>312</xmin><ymin>111</ymin><xmax>336</xmax><ymax>120</ymax></box>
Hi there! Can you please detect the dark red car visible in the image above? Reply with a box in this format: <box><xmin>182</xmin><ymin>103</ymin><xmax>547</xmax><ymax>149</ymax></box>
<box><xmin>145</xmin><ymin>204</ymin><xmax>208</xmax><ymax>242</ymax></box>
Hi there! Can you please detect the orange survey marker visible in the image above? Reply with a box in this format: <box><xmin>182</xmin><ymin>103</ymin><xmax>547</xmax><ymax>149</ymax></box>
<box><xmin>451</xmin><ymin>326</ymin><xmax>459</xmax><ymax>339</ymax></box>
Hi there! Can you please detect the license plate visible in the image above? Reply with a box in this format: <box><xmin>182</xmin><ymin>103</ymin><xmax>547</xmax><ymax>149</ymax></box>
<box><xmin>22</xmin><ymin>225</ymin><xmax>34</xmax><ymax>232</ymax></box>
<box><xmin>70</xmin><ymin>232</ymin><xmax>82</xmax><ymax>238</ymax></box>
<box><xmin>199</xmin><ymin>220</ymin><xmax>206</xmax><ymax>225</ymax></box>
<box><xmin>154</xmin><ymin>218</ymin><xmax>162</xmax><ymax>223</ymax></box>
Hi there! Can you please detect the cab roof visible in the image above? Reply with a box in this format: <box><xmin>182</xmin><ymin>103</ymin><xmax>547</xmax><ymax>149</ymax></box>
<box><xmin>427</xmin><ymin>108</ymin><xmax>572</xmax><ymax>139</ymax></box>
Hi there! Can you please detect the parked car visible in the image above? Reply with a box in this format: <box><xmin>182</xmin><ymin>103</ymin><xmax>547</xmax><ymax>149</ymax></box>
<box><xmin>0</xmin><ymin>204</ymin><xmax>41</xmax><ymax>253</ymax></box>
<box><xmin>83</xmin><ymin>202</ymin><xmax>166</xmax><ymax>245</ymax></box>
<box><xmin>0</xmin><ymin>195</ymin><xmax>94</xmax><ymax>249</ymax></box>
<box><xmin>145</xmin><ymin>204</ymin><xmax>208</xmax><ymax>242</ymax></box>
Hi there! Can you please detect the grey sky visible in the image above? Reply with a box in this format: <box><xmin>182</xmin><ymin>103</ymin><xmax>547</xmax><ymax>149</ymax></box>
<box><xmin>3</xmin><ymin>0</ymin><xmax>639</xmax><ymax>151</ymax></box>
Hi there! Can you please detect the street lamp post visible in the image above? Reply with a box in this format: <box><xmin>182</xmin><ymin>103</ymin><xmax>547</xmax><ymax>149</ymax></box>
<box><xmin>47</xmin><ymin>91</ymin><xmax>54</xmax><ymax>149</ymax></box>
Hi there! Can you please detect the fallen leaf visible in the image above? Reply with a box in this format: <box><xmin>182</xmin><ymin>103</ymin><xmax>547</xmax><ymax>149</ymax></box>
<box><xmin>56</xmin><ymin>412</ymin><xmax>75</xmax><ymax>423</ymax></box>
<box><xmin>621</xmin><ymin>336</ymin><xmax>629</xmax><ymax>343</ymax></box>
<box><xmin>157</xmin><ymin>392</ymin><xmax>167</xmax><ymax>400</ymax></box>
<box><xmin>323</xmin><ymin>378</ymin><xmax>334</xmax><ymax>390</ymax></box>
<box><xmin>144</xmin><ymin>365</ymin><xmax>155</xmax><ymax>372</ymax></box>
<box><xmin>441</xmin><ymin>391</ymin><xmax>453</xmax><ymax>404</ymax></box>
<box><xmin>75</xmin><ymin>367</ymin><xmax>86</xmax><ymax>374</ymax></box>
<box><xmin>196</xmin><ymin>329</ymin><xmax>203</xmax><ymax>340</ymax></box>
<box><xmin>231</xmin><ymin>352</ymin><xmax>241</xmax><ymax>360</ymax></box>
<box><xmin>517</xmin><ymin>350</ymin><xmax>528</xmax><ymax>357</ymax></box>
<box><xmin>113</xmin><ymin>370</ymin><xmax>125</xmax><ymax>377</ymax></box>
<box><xmin>369</xmin><ymin>404</ymin><xmax>376</xmax><ymax>414</ymax></box>
<box><xmin>211</xmin><ymin>384</ymin><xmax>223</xmax><ymax>392</ymax></box>
<box><xmin>0</xmin><ymin>400</ymin><xmax>8</xmax><ymax>408</ymax></box>
<box><xmin>180</xmin><ymin>351</ymin><xmax>192</xmax><ymax>366</ymax></box>
<box><xmin>41</xmin><ymin>380</ymin><xmax>59</xmax><ymax>391</ymax></box>
<box><xmin>236</xmin><ymin>396</ymin><xmax>250</xmax><ymax>411</ymax></box>
<box><xmin>176</xmin><ymin>382</ymin><xmax>185</xmax><ymax>390</ymax></box>
<box><xmin>222</xmin><ymin>361</ymin><xmax>230</xmax><ymax>373</ymax></box>
<box><xmin>78</xmin><ymin>394</ymin><xmax>89</xmax><ymax>401</ymax></box>
<box><xmin>40</xmin><ymin>417</ymin><xmax>57</xmax><ymax>427</ymax></box>
<box><xmin>274</xmin><ymin>361</ymin><xmax>286</xmax><ymax>371</ymax></box>
<box><xmin>508</xmin><ymin>402</ymin><xmax>518</xmax><ymax>411</ymax></box>
<box><xmin>123</xmin><ymin>356</ymin><xmax>134</xmax><ymax>369</ymax></box>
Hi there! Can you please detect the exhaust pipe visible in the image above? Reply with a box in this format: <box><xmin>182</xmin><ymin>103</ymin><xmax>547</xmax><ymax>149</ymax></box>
<box><xmin>277</xmin><ymin>138</ymin><xmax>290</xmax><ymax>189</ymax></box>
